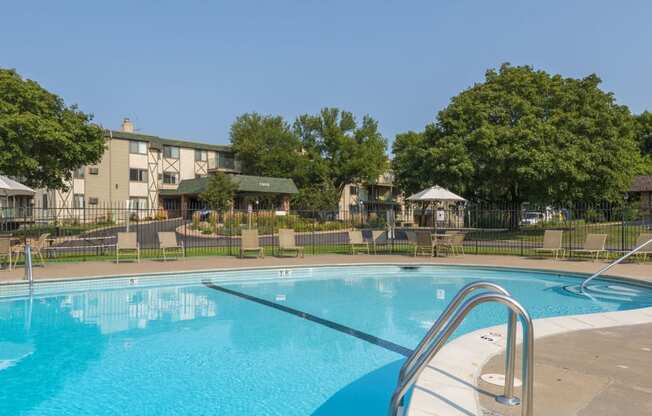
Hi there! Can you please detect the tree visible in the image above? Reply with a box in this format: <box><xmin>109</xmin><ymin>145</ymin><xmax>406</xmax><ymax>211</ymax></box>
<box><xmin>0</xmin><ymin>68</ymin><xmax>105</xmax><ymax>189</ymax></box>
<box><xmin>199</xmin><ymin>172</ymin><xmax>238</xmax><ymax>211</ymax></box>
<box><xmin>294</xmin><ymin>108</ymin><xmax>388</xmax><ymax>197</ymax></box>
<box><xmin>393</xmin><ymin>64</ymin><xmax>643</xmax><ymax>205</ymax></box>
<box><xmin>229</xmin><ymin>113</ymin><xmax>304</xmax><ymax>180</ymax></box>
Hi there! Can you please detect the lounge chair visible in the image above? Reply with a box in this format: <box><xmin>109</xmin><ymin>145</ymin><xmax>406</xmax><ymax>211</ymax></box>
<box><xmin>116</xmin><ymin>232</ymin><xmax>140</xmax><ymax>263</ymax></box>
<box><xmin>158</xmin><ymin>231</ymin><xmax>184</xmax><ymax>261</ymax></box>
<box><xmin>240</xmin><ymin>229</ymin><xmax>264</xmax><ymax>258</ymax></box>
<box><xmin>0</xmin><ymin>237</ymin><xmax>11</xmax><ymax>270</ymax></box>
<box><xmin>408</xmin><ymin>230</ymin><xmax>435</xmax><ymax>257</ymax></box>
<box><xmin>278</xmin><ymin>228</ymin><xmax>304</xmax><ymax>258</ymax></box>
<box><xmin>348</xmin><ymin>230</ymin><xmax>370</xmax><ymax>255</ymax></box>
<box><xmin>534</xmin><ymin>230</ymin><xmax>564</xmax><ymax>259</ymax></box>
<box><xmin>570</xmin><ymin>233</ymin><xmax>607</xmax><ymax>261</ymax></box>
<box><xmin>11</xmin><ymin>233</ymin><xmax>49</xmax><ymax>268</ymax></box>
<box><xmin>633</xmin><ymin>232</ymin><xmax>652</xmax><ymax>262</ymax></box>
<box><xmin>440</xmin><ymin>232</ymin><xmax>465</xmax><ymax>256</ymax></box>
<box><xmin>371</xmin><ymin>230</ymin><xmax>391</xmax><ymax>254</ymax></box>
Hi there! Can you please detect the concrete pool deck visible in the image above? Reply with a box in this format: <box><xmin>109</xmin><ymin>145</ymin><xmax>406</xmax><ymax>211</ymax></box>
<box><xmin>1</xmin><ymin>254</ymin><xmax>651</xmax><ymax>415</ymax></box>
<box><xmin>1</xmin><ymin>254</ymin><xmax>652</xmax><ymax>284</ymax></box>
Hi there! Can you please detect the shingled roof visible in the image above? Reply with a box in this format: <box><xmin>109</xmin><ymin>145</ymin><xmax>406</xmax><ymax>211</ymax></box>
<box><xmin>630</xmin><ymin>175</ymin><xmax>652</xmax><ymax>192</ymax></box>
<box><xmin>106</xmin><ymin>130</ymin><xmax>232</xmax><ymax>152</ymax></box>
<box><xmin>161</xmin><ymin>174</ymin><xmax>298</xmax><ymax>196</ymax></box>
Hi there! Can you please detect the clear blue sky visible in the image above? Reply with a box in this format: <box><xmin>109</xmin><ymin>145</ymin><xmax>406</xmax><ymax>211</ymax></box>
<box><xmin>2</xmin><ymin>1</ymin><xmax>651</xmax><ymax>149</ymax></box>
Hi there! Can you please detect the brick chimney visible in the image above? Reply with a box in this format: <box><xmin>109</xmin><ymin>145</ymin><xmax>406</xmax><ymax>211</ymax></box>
<box><xmin>121</xmin><ymin>118</ymin><xmax>134</xmax><ymax>133</ymax></box>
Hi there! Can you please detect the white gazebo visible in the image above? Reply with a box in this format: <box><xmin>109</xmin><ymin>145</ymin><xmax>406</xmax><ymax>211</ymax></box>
<box><xmin>406</xmin><ymin>185</ymin><xmax>466</xmax><ymax>227</ymax></box>
<box><xmin>0</xmin><ymin>175</ymin><xmax>35</xmax><ymax>218</ymax></box>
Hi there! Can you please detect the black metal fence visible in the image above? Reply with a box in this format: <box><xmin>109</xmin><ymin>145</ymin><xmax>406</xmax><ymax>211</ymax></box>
<box><xmin>1</xmin><ymin>201</ymin><xmax>650</xmax><ymax>265</ymax></box>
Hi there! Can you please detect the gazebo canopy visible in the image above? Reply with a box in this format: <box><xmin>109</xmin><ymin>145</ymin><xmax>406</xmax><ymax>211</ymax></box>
<box><xmin>406</xmin><ymin>185</ymin><xmax>466</xmax><ymax>202</ymax></box>
<box><xmin>0</xmin><ymin>175</ymin><xmax>35</xmax><ymax>196</ymax></box>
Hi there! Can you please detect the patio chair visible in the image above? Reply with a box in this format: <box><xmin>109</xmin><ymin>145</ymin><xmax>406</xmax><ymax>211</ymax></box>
<box><xmin>408</xmin><ymin>230</ymin><xmax>435</xmax><ymax>257</ymax></box>
<box><xmin>348</xmin><ymin>230</ymin><xmax>370</xmax><ymax>255</ymax></box>
<box><xmin>534</xmin><ymin>230</ymin><xmax>564</xmax><ymax>259</ymax></box>
<box><xmin>371</xmin><ymin>230</ymin><xmax>391</xmax><ymax>254</ymax></box>
<box><xmin>11</xmin><ymin>233</ymin><xmax>49</xmax><ymax>268</ymax></box>
<box><xmin>570</xmin><ymin>233</ymin><xmax>608</xmax><ymax>262</ymax></box>
<box><xmin>116</xmin><ymin>232</ymin><xmax>140</xmax><ymax>263</ymax></box>
<box><xmin>440</xmin><ymin>232</ymin><xmax>465</xmax><ymax>256</ymax></box>
<box><xmin>240</xmin><ymin>229</ymin><xmax>264</xmax><ymax>258</ymax></box>
<box><xmin>0</xmin><ymin>237</ymin><xmax>11</xmax><ymax>270</ymax></box>
<box><xmin>278</xmin><ymin>228</ymin><xmax>304</xmax><ymax>258</ymax></box>
<box><xmin>632</xmin><ymin>232</ymin><xmax>652</xmax><ymax>262</ymax></box>
<box><xmin>158</xmin><ymin>231</ymin><xmax>184</xmax><ymax>261</ymax></box>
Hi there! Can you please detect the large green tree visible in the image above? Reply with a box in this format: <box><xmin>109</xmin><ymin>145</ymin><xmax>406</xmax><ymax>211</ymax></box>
<box><xmin>229</xmin><ymin>113</ymin><xmax>304</xmax><ymax>180</ymax></box>
<box><xmin>199</xmin><ymin>172</ymin><xmax>238</xmax><ymax>211</ymax></box>
<box><xmin>294</xmin><ymin>108</ymin><xmax>388</xmax><ymax>196</ymax></box>
<box><xmin>0</xmin><ymin>68</ymin><xmax>105</xmax><ymax>189</ymax></box>
<box><xmin>393</xmin><ymin>64</ymin><xmax>643</xmax><ymax>204</ymax></box>
<box><xmin>229</xmin><ymin>108</ymin><xmax>388</xmax><ymax>211</ymax></box>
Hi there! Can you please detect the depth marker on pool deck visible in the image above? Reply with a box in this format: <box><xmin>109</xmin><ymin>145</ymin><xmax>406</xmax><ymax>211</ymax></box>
<box><xmin>202</xmin><ymin>280</ymin><xmax>412</xmax><ymax>357</ymax></box>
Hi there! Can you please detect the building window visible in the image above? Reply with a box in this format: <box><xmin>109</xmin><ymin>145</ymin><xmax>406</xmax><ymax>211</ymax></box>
<box><xmin>163</xmin><ymin>172</ymin><xmax>178</xmax><ymax>185</ymax></box>
<box><xmin>73</xmin><ymin>194</ymin><xmax>84</xmax><ymax>209</ymax></box>
<box><xmin>88</xmin><ymin>197</ymin><xmax>98</xmax><ymax>205</ymax></box>
<box><xmin>129</xmin><ymin>168</ymin><xmax>148</xmax><ymax>182</ymax></box>
<box><xmin>42</xmin><ymin>194</ymin><xmax>48</xmax><ymax>209</ymax></box>
<box><xmin>350</xmin><ymin>185</ymin><xmax>358</xmax><ymax>196</ymax></box>
<box><xmin>129</xmin><ymin>141</ymin><xmax>147</xmax><ymax>154</ymax></box>
<box><xmin>89</xmin><ymin>167</ymin><xmax>99</xmax><ymax>175</ymax></box>
<box><xmin>129</xmin><ymin>197</ymin><xmax>148</xmax><ymax>211</ymax></box>
<box><xmin>73</xmin><ymin>167</ymin><xmax>85</xmax><ymax>179</ymax></box>
<box><xmin>195</xmin><ymin>149</ymin><xmax>208</xmax><ymax>161</ymax></box>
<box><xmin>218</xmin><ymin>152</ymin><xmax>235</xmax><ymax>170</ymax></box>
<box><xmin>163</xmin><ymin>146</ymin><xmax>179</xmax><ymax>159</ymax></box>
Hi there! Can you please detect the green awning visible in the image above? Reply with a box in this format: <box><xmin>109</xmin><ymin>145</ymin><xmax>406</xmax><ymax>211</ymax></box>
<box><xmin>166</xmin><ymin>174</ymin><xmax>298</xmax><ymax>196</ymax></box>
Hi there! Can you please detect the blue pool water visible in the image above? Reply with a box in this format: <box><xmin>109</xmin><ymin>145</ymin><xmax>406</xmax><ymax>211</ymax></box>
<box><xmin>1</xmin><ymin>265</ymin><xmax>651</xmax><ymax>415</ymax></box>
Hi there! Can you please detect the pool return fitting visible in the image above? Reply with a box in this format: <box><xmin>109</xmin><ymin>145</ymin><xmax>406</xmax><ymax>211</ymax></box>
<box><xmin>388</xmin><ymin>281</ymin><xmax>534</xmax><ymax>416</ymax></box>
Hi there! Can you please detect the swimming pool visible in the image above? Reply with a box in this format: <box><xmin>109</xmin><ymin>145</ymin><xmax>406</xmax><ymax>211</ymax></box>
<box><xmin>1</xmin><ymin>265</ymin><xmax>651</xmax><ymax>415</ymax></box>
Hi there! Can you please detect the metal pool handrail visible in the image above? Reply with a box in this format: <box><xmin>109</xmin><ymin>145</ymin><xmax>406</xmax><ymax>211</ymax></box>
<box><xmin>580</xmin><ymin>236</ymin><xmax>652</xmax><ymax>293</ymax></box>
<box><xmin>388</xmin><ymin>292</ymin><xmax>534</xmax><ymax>416</ymax></box>
<box><xmin>398</xmin><ymin>282</ymin><xmax>515</xmax><ymax>393</ymax></box>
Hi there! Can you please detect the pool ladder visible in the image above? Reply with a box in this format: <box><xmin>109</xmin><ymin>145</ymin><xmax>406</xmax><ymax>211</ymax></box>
<box><xmin>388</xmin><ymin>281</ymin><xmax>534</xmax><ymax>416</ymax></box>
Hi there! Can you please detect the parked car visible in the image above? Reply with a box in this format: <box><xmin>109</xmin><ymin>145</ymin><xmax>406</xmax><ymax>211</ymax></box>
<box><xmin>520</xmin><ymin>211</ymin><xmax>544</xmax><ymax>226</ymax></box>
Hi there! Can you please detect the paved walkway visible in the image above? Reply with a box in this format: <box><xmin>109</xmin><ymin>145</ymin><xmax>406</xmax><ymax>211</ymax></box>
<box><xmin>479</xmin><ymin>323</ymin><xmax>652</xmax><ymax>416</ymax></box>
<box><xmin>2</xmin><ymin>254</ymin><xmax>652</xmax><ymax>284</ymax></box>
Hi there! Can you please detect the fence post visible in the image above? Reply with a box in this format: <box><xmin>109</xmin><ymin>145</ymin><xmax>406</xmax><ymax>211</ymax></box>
<box><xmin>312</xmin><ymin>210</ymin><xmax>316</xmax><ymax>256</ymax></box>
<box><xmin>621</xmin><ymin>198</ymin><xmax>626</xmax><ymax>253</ymax></box>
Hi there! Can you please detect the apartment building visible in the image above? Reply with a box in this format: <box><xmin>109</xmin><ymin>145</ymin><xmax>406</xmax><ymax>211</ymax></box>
<box><xmin>337</xmin><ymin>171</ymin><xmax>406</xmax><ymax>219</ymax></box>
<box><xmin>38</xmin><ymin>119</ymin><xmax>297</xmax><ymax>218</ymax></box>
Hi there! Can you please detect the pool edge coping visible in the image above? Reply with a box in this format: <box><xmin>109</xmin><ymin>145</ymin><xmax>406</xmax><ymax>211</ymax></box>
<box><xmin>406</xmin><ymin>305</ymin><xmax>652</xmax><ymax>416</ymax></box>
<box><xmin>2</xmin><ymin>261</ymin><xmax>651</xmax><ymax>289</ymax></box>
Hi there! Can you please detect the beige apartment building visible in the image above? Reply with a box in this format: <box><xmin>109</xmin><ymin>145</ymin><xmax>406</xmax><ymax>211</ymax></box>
<box><xmin>34</xmin><ymin>118</ymin><xmax>405</xmax><ymax>221</ymax></box>
<box><xmin>338</xmin><ymin>171</ymin><xmax>407</xmax><ymax>221</ymax></box>
<box><xmin>37</xmin><ymin>119</ymin><xmax>297</xmax><ymax>219</ymax></box>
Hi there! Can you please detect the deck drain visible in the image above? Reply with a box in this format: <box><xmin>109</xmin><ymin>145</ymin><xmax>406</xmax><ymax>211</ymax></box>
<box><xmin>481</xmin><ymin>373</ymin><xmax>522</xmax><ymax>387</ymax></box>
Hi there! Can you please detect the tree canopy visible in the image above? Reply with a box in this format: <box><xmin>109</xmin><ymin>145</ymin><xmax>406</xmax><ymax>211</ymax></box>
<box><xmin>393</xmin><ymin>64</ymin><xmax>644</xmax><ymax>204</ymax></box>
<box><xmin>199</xmin><ymin>172</ymin><xmax>238</xmax><ymax>211</ymax></box>
<box><xmin>0</xmin><ymin>68</ymin><xmax>105</xmax><ymax>189</ymax></box>
<box><xmin>229</xmin><ymin>108</ymin><xmax>388</xmax><ymax>210</ymax></box>
<box><xmin>229</xmin><ymin>113</ymin><xmax>304</xmax><ymax>179</ymax></box>
<box><xmin>294</xmin><ymin>108</ymin><xmax>388</xmax><ymax>194</ymax></box>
